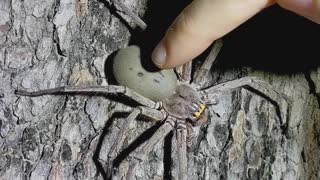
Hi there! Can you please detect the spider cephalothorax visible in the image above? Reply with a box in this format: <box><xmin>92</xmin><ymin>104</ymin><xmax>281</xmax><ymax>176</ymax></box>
<box><xmin>15</xmin><ymin>40</ymin><xmax>289</xmax><ymax>180</ymax></box>
<box><xmin>163</xmin><ymin>83</ymin><xmax>205</xmax><ymax>122</ymax></box>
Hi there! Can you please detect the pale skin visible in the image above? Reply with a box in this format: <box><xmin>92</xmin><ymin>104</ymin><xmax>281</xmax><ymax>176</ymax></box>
<box><xmin>152</xmin><ymin>0</ymin><xmax>320</xmax><ymax>69</ymax></box>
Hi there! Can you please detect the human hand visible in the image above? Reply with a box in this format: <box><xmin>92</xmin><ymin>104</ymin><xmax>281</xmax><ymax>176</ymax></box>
<box><xmin>151</xmin><ymin>0</ymin><xmax>320</xmax><ymax>69</ymax></box>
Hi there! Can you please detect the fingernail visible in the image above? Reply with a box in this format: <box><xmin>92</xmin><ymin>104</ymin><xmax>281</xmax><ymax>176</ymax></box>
<box><xmin>152</xmin><ymin>41</ymin><xmax>166</xmax><ymax>68</ymax></box>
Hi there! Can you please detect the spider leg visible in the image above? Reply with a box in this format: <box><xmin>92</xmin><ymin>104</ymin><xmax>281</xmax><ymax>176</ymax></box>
<box><xmin>175</xmin><ymin>61</ymin><xmax>192</xmax><ymax>83</ymax></box>
<box><xmin>15</xmin><ymin>85</ymin><xmax>158</xmax><ymax>108</ymax></box>
<box><xmin>194</xmin><ymin>39</ymin><xmax>223</xmax><ymax>87</ymax></box>
<box><xmin>176</xmin><ymin>121</ymin><xmax>187</xmax><ymax>180</ymax></box>
<box><xmin>202</xmin><ymin>77</ymin><xmax>289</xmax><ymax>124</ymax></box>
<box><xmin>126</xmin><ymin>116</ymin><xmax>176</xmax><ymax>180</ymax></box>
<box><xmin>182</xmin><ymin>61</ymin><xmax>192</xmax><ymax>83</ymax></box>
<box><xmin>110</xmin><ymin>0</ymin><xmax>147</xmax><ymax>30</ymax></box>
<box><xmin>106</xmin><ymin>106</ymin><xmax>166</xmax><ymax>178</ymax></box>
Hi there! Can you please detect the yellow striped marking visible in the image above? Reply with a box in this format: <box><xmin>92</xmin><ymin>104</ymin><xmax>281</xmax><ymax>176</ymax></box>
<box><xmin>193</xmin><ymin>104</ymin><xmax>206</xmax><ymax>118</ymax></box>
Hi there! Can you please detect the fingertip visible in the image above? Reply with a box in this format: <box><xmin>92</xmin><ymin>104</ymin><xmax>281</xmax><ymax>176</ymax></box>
<box><xmin>152</xmin><ymin>34</ymin><xmax>209</xmax><ymax>69</ymax></box>
<box><xmin>151</xmin><ymin>40</ymin><xmax>167</xmax><ymax>68</ymax></box>
<box><xmin>152</xmin><ymin>35</ymin><xmax>212</xmax><ymax>69</ymax></box>
<box><xmin>152</xmin><ymin>0</ymin><xmax>274</xmax><ymax>69</ymax></box>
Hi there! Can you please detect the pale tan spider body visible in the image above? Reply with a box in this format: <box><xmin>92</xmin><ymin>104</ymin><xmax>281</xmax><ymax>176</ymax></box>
<box><xmin>163</xmin><ymin>83</ymin><xmax>205</xmax><ymax>121</ymax></box>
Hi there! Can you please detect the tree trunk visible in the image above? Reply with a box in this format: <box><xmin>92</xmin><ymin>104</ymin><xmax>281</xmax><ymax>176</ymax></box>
<box><xmin>0</xmin><ymin>0</ymin><xmax>319</xmax><ymax>180</ymax></box>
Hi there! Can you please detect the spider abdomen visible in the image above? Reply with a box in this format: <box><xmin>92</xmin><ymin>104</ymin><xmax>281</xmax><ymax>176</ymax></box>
<box><xmin>113</xmin><ymin>46</ymin><xmax>177</xmax><ymax>102</ymax></box>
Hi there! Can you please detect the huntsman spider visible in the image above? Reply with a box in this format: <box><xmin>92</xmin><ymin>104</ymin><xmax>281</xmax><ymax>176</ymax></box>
<box><xmin>16</xmin><ymin>40</ymin><xmax>288</xmax><ymax>180</ymax></box>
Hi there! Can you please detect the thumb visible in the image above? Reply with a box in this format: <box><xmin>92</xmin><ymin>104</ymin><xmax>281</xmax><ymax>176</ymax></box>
<box><xmin>152</xmin><ymin>0</ymin><xmax>275</xmax><ymax>69</ymax></box>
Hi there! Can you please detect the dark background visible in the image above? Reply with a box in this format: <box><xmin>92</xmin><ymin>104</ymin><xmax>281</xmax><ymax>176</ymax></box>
<box><xmin>220</xmin><ymin>5</ymin><xmax>320</xmax><ymax>74</ymax></box>
<box><xmin>132</xmin><ymin>2</ymin><xmax>320</xmax><ymax>74</ymax></box>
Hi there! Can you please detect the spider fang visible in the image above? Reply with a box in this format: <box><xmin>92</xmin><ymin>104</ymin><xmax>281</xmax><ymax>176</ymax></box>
<box><xmin>193</xmin><ymin>104</ymin><xmax>206</xmax><ymax>118</ymax></box>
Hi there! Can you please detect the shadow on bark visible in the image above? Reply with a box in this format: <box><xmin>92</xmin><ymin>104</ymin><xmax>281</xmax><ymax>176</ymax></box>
<box><xmin>93</xmin><ymin>110</ymin><xmax>166</xmax><ymax>179</ymax></box>
<box><xmin>112</xmin><ymin>121</ymin><xmax>162</xmax><ymax>167</ymax></box>
<box><xmin>104</xmin><ymin>50</ymin><xmax>118</xmax><ymax>85</ymax></box>
<box><xmin>96</xmin><ymin>0</ymin><xmax>134</xmax><ymax>34</ymax></box>
<box><xmin>93</xmin><ymin>112</ymin><xmax>126</xmax><ymax>180</ymax></box>
<box><xmin>163</xmin><ymin>131</ymin><xmax>174</xmax><ymax>180</ymax></box>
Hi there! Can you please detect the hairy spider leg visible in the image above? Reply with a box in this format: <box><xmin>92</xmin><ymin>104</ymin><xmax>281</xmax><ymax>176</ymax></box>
<box><xmin>106</xmin><ymin>106</ymin><xmax>166</xmax><ymax>178</ymax></box>
<box><xmin>202</xmin><ymin>77</ymin><xmax>289</xmax><ymax>125</ymax></box>
<box><xmin>16</xmin><ymin>85</ymin><xmax>158</xmax><ymax>108</ymax></box>
<box><xmin>194</xmin><ymin>39</ymin><xmax>223</xmax><ymax>88</ymax></box>
<box><xmin>176</xmin><ymin>120</ymin><xmax>188</xmax><ymax>180</ymax></box>
<box><xmin>182</xmin><ymin>61</ymin><xmax>193</xmax><ymax>83</ymax></box>
<box><xmin>126</xmin><ymin>116</ymin><xmax>176</xmax><ymax>180</ymax></box>
<box><xmin>175</xmin><ymin>61</ymin><xmax>192</xmax><ymax>83</ymax></box>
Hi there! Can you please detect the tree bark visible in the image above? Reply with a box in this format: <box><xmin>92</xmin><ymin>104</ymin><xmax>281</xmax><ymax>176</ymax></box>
<box><xmin>0</xmin><ymin>0</ymin><xmax>319</xmax><ymax>180</ymax></box>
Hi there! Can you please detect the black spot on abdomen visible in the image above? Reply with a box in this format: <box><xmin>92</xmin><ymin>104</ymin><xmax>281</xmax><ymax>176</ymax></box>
<box><xmin>158</xmin><ymin>71</ymin><xmax>165</xmax><ymax>78</ymax></box>
<box><xmin>137</xmin><ymin>72</ymin><xmax>144</xmax><ymax>77</ymax></box>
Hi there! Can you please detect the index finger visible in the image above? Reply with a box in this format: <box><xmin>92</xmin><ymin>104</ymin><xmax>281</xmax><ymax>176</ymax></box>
<box><xmin>152</xmin><ymin>0</ymin><xmax>275</xmax><ymax>69</ymax></box>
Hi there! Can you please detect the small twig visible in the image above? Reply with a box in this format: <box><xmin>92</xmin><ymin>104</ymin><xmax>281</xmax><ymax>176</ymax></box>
<box><xmin>110</xmin><ymin>0</ymin><xmax>147</xmax><ymax>30</ymax></box>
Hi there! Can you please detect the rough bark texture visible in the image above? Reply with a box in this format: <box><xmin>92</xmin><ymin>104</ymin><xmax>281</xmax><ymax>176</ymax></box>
<box><xmin>0</xmin><ymin>0</ymin><xmax>319</xmax><ymax>180</ymax></box>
